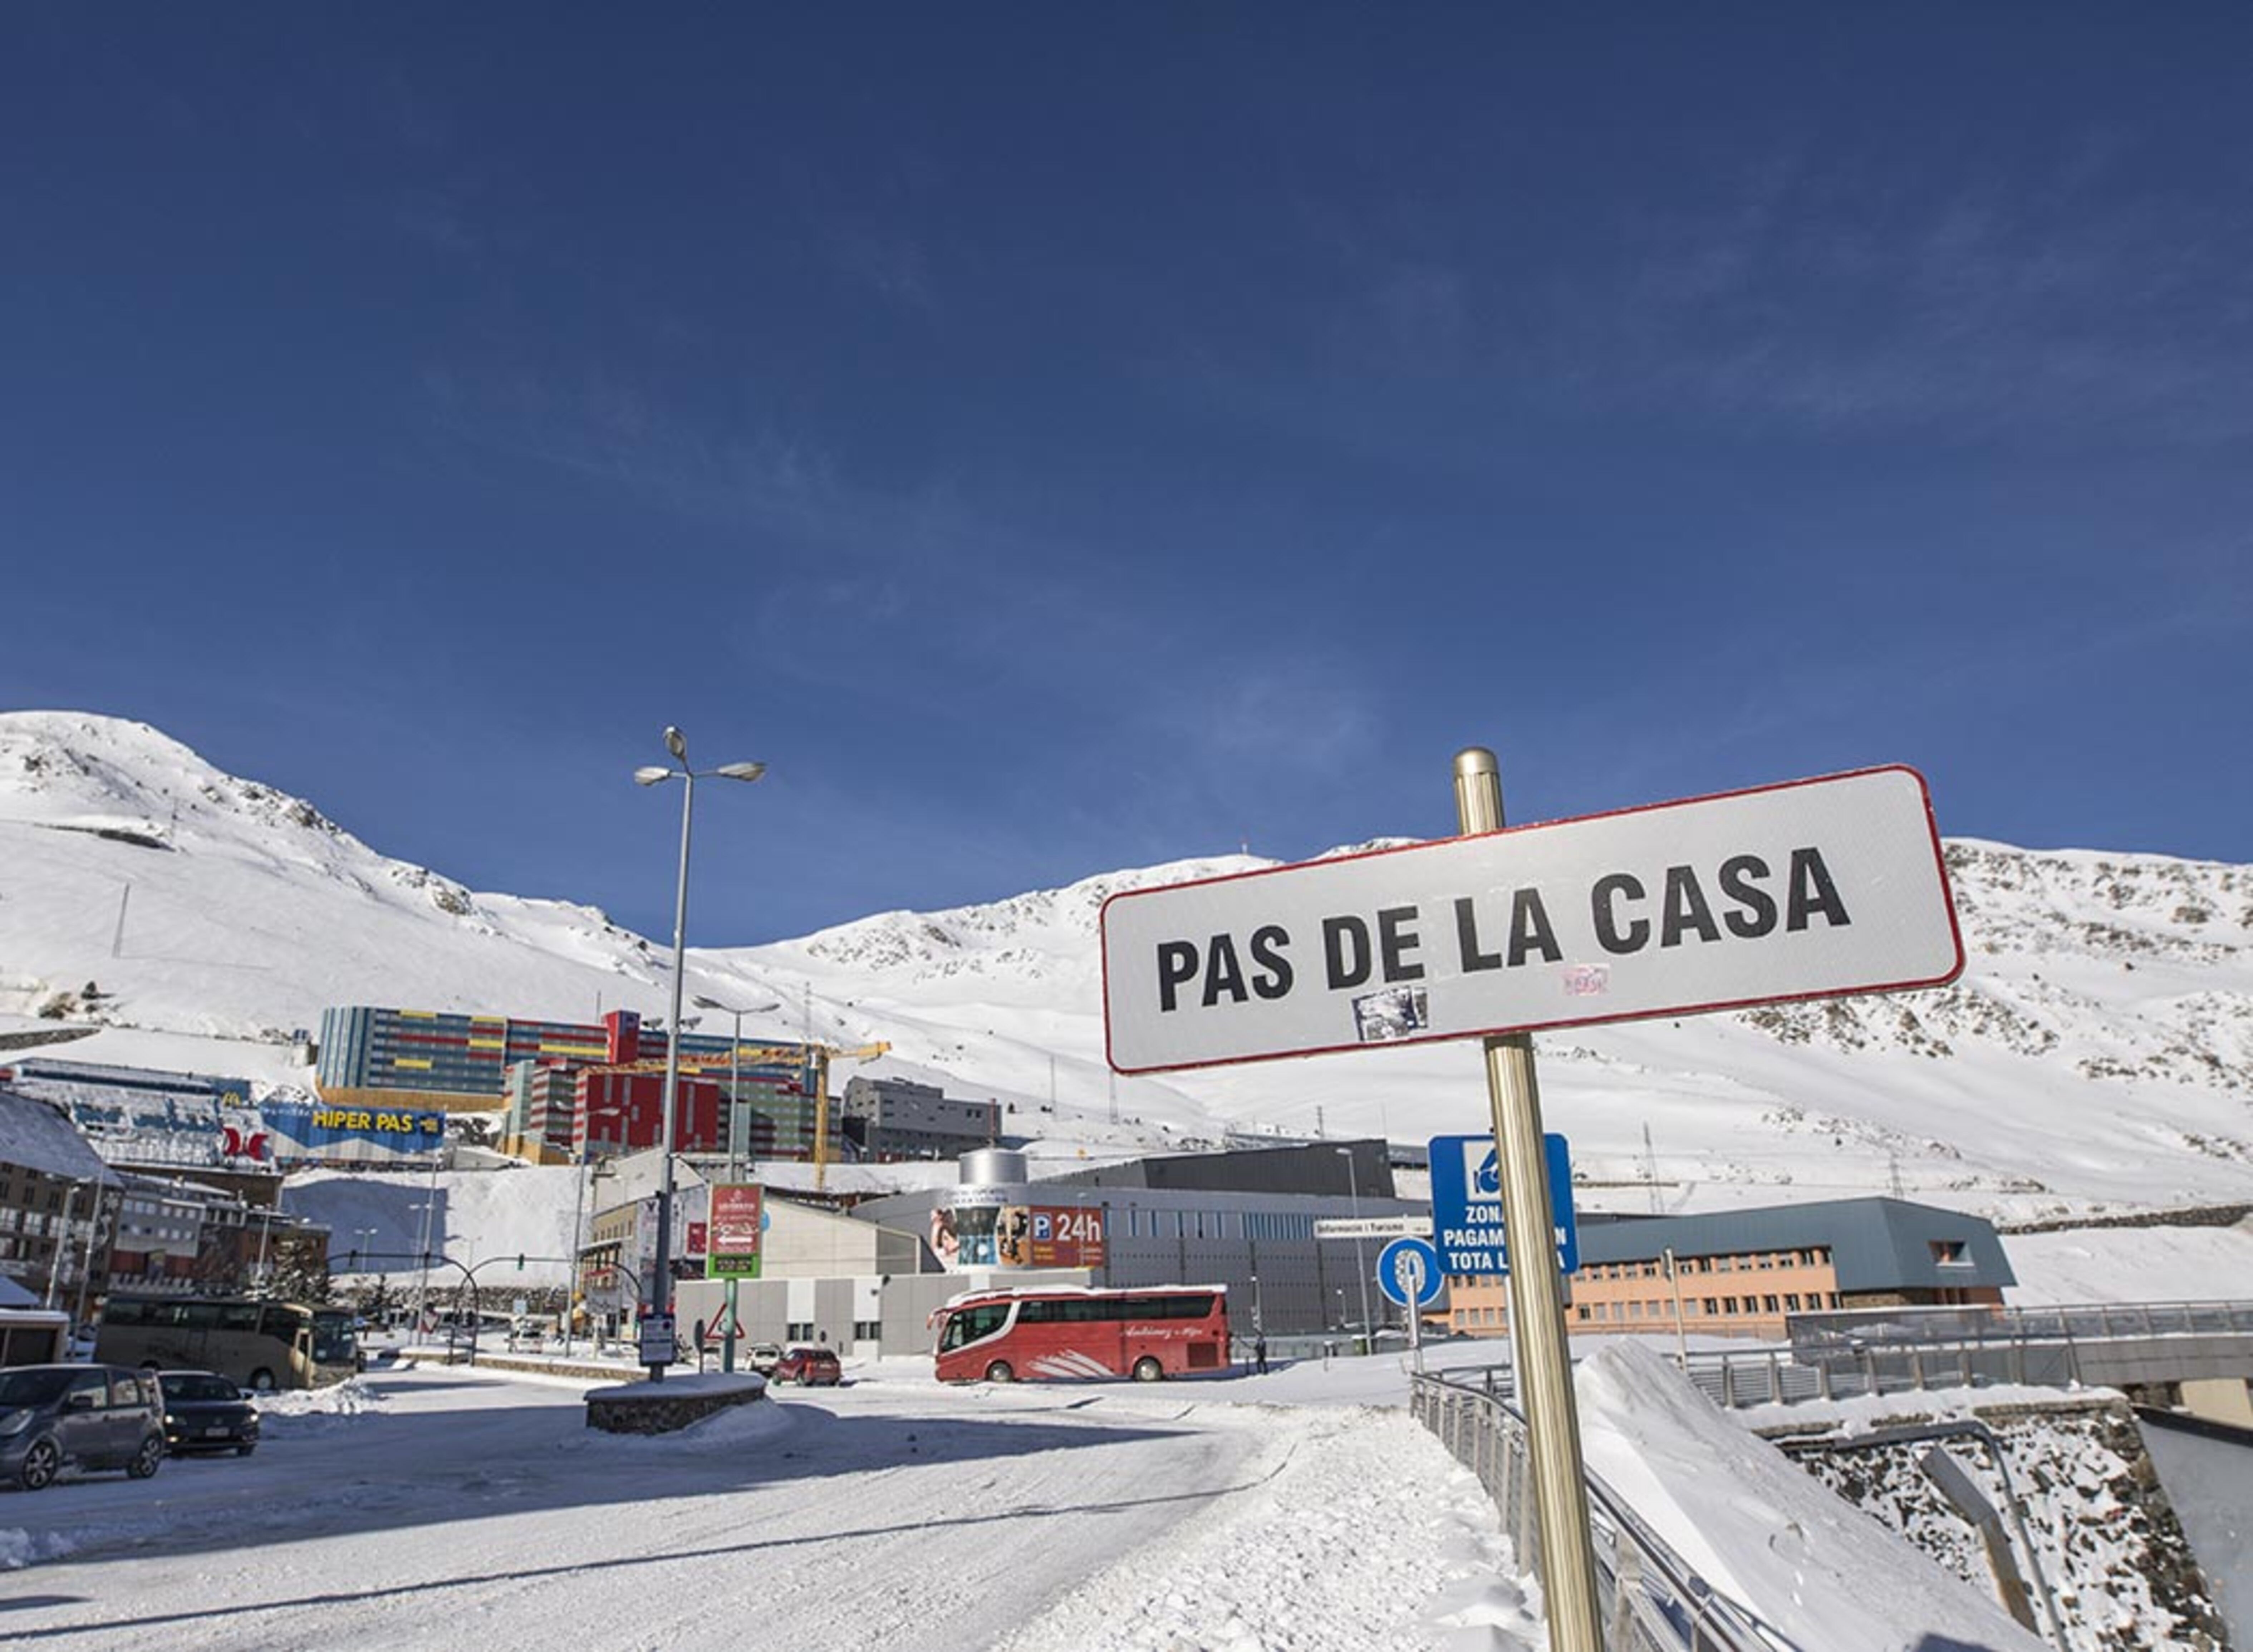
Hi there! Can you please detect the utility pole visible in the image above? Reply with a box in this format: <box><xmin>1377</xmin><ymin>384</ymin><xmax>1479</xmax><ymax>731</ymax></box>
<box><xmin>112</xmin><ymin>883</ymin><xmax>131</xmax><ymax>959</ymax></box>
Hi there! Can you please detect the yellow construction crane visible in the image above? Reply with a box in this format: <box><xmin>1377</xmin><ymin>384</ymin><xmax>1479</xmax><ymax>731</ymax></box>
<box><xmin>586</xmin><ymin>1037</ymin><xmax>890</xmax><ymax>1190</ymax></box>
<box><xmin>810</xmin><ymin>1041</ymin><xmax>889</xmax><ymax>1193</ymax></box>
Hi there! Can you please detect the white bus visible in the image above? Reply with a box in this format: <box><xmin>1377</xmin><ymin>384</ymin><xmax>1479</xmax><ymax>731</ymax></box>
<box><xmin>94</xmin><ymin>1294</ymin><xmax>359</xmax><ymax>1390</ymax></box>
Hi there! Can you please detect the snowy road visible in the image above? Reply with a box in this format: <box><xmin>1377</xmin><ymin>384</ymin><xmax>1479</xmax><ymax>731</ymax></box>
<box><xmin>0</xmin><ymin>1362</ymin><xmax>1531</xmax><ymax>1652</ymax></box>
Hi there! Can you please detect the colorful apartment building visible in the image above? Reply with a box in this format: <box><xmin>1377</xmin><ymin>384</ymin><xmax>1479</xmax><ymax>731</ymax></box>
<box><xmin>1442</xmin><ymin>1196</ymin><xmax>2015</xmax><ymax>1342</ymax></box>
<box><xmin>316</xmin><ymin>1007</ymin><xmax>810</xmax><ymax>1155</ymax></box>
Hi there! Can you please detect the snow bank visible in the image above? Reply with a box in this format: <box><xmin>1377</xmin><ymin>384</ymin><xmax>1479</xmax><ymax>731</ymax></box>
<box><xmin>1573</xmin><ymin>1341</ymin><xmax>2045</xmax><ymax>1651</ymax></box>
<box><xmin>995</xmin><ymin>1402</ymin><xmax>1542</xmax><ymax>1652</ymax></box>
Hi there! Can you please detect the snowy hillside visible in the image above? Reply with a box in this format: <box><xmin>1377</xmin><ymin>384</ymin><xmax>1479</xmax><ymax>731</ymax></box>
<box><xmin>3</xmin><ymin>711</ymin><xmax>2249</xmax><ymax>1222</ymax></box>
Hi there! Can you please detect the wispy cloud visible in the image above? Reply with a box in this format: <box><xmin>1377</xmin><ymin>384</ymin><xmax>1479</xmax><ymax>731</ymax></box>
<box><xmin>1573</xmin><ymin>149</ymin><xmax>2253</xmax><ymax>445</ymax></box>
<box><xmin>420</xmin><ymin>361</ymin><xmax>863</xmax><ymax>542</ymax></box>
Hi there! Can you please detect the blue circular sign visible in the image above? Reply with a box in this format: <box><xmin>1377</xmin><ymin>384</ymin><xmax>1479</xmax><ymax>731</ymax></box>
<box><xmin>1375</xmin><ymin>1236</ymin><xmax>1444</xmax><ymax>1308</ymax></box>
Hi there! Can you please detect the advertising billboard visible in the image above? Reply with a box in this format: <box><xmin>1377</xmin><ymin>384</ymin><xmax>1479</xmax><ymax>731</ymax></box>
<box><xmin>706</xmin><ymin>1184</ymin><xmax>764</xmax><ymax>1280</ymax></box>
<box><xmin>995</xmin><ymin>1205</ymin><xmax>1107</xmax><ymax>1270</ymax></box>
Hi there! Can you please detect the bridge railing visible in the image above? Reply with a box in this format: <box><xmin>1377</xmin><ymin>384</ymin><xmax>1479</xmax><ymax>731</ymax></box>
<box><xmin>1410</xmin><ymin>1366</ymin><xmax>1794</xmax><ymax>1651</ymax></box>
<box><xmin>1786</xmin><ymin>1298</ymin><xmax>2253</xmax><ymax>1353</ymax></box>
<box><xmin>1692</xmin><ymin>1298</ymin><xmax>2253</xmax><ymax>1409</ymax></box>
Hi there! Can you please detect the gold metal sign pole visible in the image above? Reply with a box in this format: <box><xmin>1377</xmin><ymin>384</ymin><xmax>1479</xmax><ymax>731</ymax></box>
<box><xmin>1453</xmin><ymin>747</ymin><xmax>1603</xmax><ymax>1650</ymax></box>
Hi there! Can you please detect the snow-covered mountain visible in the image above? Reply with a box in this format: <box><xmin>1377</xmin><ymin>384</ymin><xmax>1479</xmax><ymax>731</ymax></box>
<box><xmin>3</xmin><ymin>710</ymin><xmax>2248</xmax><ymax>1222</ymax></box>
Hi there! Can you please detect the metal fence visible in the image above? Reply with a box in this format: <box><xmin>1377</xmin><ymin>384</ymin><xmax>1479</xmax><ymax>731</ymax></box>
<box><xmin>1410</xmin><ymin>1367</ymin><xmax>1792</xmax><ymax>1652</ymax></box>
<box><xmin>1692</xmin><ymin>1298</ymin><xmax>2253</xmax><ymax>1410</ymax></box>
<box><xmin>1788</xmin><ymin>1299</ymin><xmax>2253</xmax><ymax>1351</ymax></box>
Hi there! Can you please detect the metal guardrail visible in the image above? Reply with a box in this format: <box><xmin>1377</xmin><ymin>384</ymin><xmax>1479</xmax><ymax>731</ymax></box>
<box><xmin>1410</xmin><ymin>1367</ymin><xmax>1794</xmax><ymax>1652</ymax></box>
<box><xmin>1690</xmin><ymin>1299</ymin><xmax>2253</xmax><ymax>1410</ymax></box>
<box><xmin>1789</xmin><ymin>1299</ymin><xmax>2253</xmax><ymax>1350</ymax></box>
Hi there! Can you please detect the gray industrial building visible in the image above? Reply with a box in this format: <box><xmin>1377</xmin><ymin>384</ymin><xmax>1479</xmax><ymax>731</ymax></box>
<box><xmin>851</xmin><ymin>1139</ymin><xmax>1415</xmax><ymax>1341</ymax></box>
<box><xmin>838</xmin><ymin>1076</ymin><xmax>1003</xmax><ymax>1161</ymax></box>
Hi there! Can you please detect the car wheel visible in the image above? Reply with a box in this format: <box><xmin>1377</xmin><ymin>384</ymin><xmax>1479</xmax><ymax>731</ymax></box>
<box><xmin>249</xmin><ymin>1368</ymin><xmax>277</xmax><ymax>1393</ymax></box>
<box><xmin>1132</xmin><ymin>1356</ymin><xmax>1164</xmax><ymax>1383</ymax></box>
<box><xmin>127</xmin><ymin>1436</ymin><xmax>163</xmax><ymax>1480</ymax></box>
<box><xmin>19</xmin><ymin>1438</ymin><xmax>60</xmax><ymax>1491</ymax></box>
<box><xmin>985</xmin><ymin>1360</ymin><xmax>1014</xmax><ymax>1383</ymax></box>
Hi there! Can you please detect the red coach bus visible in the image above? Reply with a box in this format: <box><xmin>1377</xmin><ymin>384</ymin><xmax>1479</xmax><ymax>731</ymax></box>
<box><xmin>932</xmin><ymin>1285</ymin><xmax>1230</xmax><ymax>1383</ymax></box>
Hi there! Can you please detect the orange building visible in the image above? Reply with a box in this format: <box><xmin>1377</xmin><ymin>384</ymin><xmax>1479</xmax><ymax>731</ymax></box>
<box><xmin>1441</xmin><ymin>1196</ymin><xmax>2012</xmax><ymax>1343</ymax></box>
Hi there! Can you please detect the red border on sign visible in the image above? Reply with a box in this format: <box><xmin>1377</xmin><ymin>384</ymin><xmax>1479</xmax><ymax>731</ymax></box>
<box><xmin>1099</xmin><ymin>764</ymin><xmax>1965</xmax><ymax>1076</ymax></box>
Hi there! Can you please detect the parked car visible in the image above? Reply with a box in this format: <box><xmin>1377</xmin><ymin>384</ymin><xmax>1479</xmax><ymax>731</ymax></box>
<box><xmin>747</xmin><ymin>1342</ymin><xmax>784</xmax><ymax>1376</ymax></box>
<box><xmin>157</xmin><ymin>1369</ymin><xmax>260</xmax><ymax>1457</ymax></box>
<box><xmin>0</xmin><ymin>1364</ymin><xmax>167</xmax><ymax>1490</ymax></box>
<box><xmin>771</xmin><ymin>1345</ymin><xmax>842</xmax><ymax>1387</ymax></box>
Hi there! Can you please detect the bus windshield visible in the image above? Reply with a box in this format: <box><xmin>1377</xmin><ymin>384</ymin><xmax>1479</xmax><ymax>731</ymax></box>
<box><xmin>310</xmin><ymin>1309</ymin><xmax>358</xmax><ymax>1366</ymax></box>
<box><xmin>938</xmin><ymin>1302</ymin><xmax>1012</xmax><ymax>1351</ymax></box>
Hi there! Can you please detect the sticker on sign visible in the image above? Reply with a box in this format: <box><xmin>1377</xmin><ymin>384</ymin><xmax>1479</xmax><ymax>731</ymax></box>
<box><xmin>1101</xmin><ymin>766</ymin><xmax>1962</xmax><ymax>1075</ymax></box>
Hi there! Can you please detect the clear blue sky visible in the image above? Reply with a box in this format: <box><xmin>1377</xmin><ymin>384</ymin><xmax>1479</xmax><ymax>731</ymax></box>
<box><xmin>5</xmin><ymin>9</ymin><xmax>2249</xmax><ymax>945</ymax></box>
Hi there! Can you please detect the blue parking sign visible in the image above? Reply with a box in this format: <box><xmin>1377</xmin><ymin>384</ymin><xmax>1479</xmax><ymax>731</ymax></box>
<box><xmin>1427</xmin><ymin>1133</ymin><xmax>1577</xmax><ymax>1276</ymax></box>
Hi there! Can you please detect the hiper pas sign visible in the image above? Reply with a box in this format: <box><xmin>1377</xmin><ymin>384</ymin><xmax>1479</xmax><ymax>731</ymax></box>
<box><xmin>1101</xmin><ymin>766</ymin><xmax>1962</xmax><ymax>1074</ymax></box>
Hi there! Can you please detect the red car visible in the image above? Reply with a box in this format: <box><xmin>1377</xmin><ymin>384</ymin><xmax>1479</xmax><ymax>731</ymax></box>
<box><xmin>770</xmin><ymin>1345</ymin><xmax>841</xmax><ymax>1386</ymax></box>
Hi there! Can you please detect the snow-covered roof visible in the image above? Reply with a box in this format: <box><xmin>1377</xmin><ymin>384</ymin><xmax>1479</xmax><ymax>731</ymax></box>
<box><xmin>0</xmin><ymin>1086</ymin><xmax>114</xmax><ymax>1185</ymax></box>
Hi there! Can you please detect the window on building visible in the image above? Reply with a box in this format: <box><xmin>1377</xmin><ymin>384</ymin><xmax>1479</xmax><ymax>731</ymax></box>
<box><xmin>1724</xmin><ymin>1297</ymin><xmax>1739</xmax><ymax>1313</ymax></box>
<box><xmin>1930</xmin><ymin>1239</ymin><xmax>1969</xmax><ymax>1265</ymax></box>
<box><xmin>1756</xmin><ymin>1253</ymin><xmax>1775</xmax><ymax>1269</ymax></box>
<box><xmin>1786</xmin><ymin>1294</ymin><xmax>1802</xmax><ymax>1312</ymax></box>
<box><xmin>1576</xmin><ymin>1305</ymin><xmax>1590</xmax><ymax>1321</ymax></box>
<box><xmin>1763</xmin><ymin>1295</ymin><xmax>1780</xmax><ymax>1313</ymax></box>
<box><xmin>1627</xmin><ymin>1301</ymin><xmax>1642</xmax><ymax>1318</ymax></box>
<box><xmin>1714</xmin><ymin>1256</ymin><xmax>1734</xmax><ymax>1272</ymax></box>
<box><xmin>853</xmin><ymin>1320</ymin><xmax>880</xmax><ymax>1341</ymax></box>
<box><xmin>786</xmin><ymin>1321</ymin><xmax>814</xmax><ymax>1341</ymax></box>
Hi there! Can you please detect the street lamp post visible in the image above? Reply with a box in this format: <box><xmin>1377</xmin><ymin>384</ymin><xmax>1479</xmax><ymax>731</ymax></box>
<box><xmin>692</xmin><ymin>993</ymin><xmax>779</xmax><ymax>1375</ymax></box>
<box><xmin>412</xmin><ymin>1134</ymin><xmax>442</xmax><ymax>1333</ymax></box>
<box><xmin>635</xmin><ymin>727</ymin><xmax>766</xmax><ymax>1383</ymax></box>
<box><xmin>253</xmin><ymin>1206</ymin><xmax>276</xmax><ymax>1295</ymax></box>
<box><xmin>564</xmin><ymin>1105</ymin><xmax>626</xmax><ymax>1359</ymax></box>
<box><xmin>410</xmin><ymin>1201</ymin><xmax>435</xmax><ymax>1330</ymax></box>
<box><xmin>1337</xmin><ymin>1146</ymin><xmax>1375</xmax><ymax>1355</ymax></box>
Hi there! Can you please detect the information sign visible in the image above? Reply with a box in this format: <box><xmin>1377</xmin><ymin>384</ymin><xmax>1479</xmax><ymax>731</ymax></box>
<box><xmin>1428</xmin><ymin>1133</ymin><xmax>1578</xmax><ymax>1276</ymax></box>
<box><xmin>1314</xmin><ymin>1215</ymin><xmax>1433</xmax><ymax>1240</ymax></box>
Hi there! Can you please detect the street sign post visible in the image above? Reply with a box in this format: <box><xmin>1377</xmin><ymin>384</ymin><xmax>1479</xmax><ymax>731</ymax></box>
<box><xmin>1097</xmin><ymin>751</ymin><xmax>1963</xmax><ymax>1652</ymax></box>
<box><xmin>1375</xmin><ymin>1236</ymin><xmax>1443</xmax><ymax>1308</ymax></box>
<box><xmin>1100</xmin><ymin>765</ymin><xmax>1961</xmax><ymax>1075</ymax></box>
<box><xmin>1428</xmin><ymin>1133</ymin><xmax>1577</xmax><ymax>1275</ymax></box>
<box><xmin>1376</xmin><ymin>1235</ymin><xmax>1443</xmax><ymax>1371</ymax></box>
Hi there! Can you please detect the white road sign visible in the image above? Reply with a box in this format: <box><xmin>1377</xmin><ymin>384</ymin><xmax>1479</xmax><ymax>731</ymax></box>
<box><xmin>1102</xmin><ymin>766</ymin><xmax>1962</xmax><ymax>1074</ymax></box>
<box><xmin>1312</xmin><ymin>1215</ymin><xmax>1434</xmax><ymax>1240</ymax></box>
